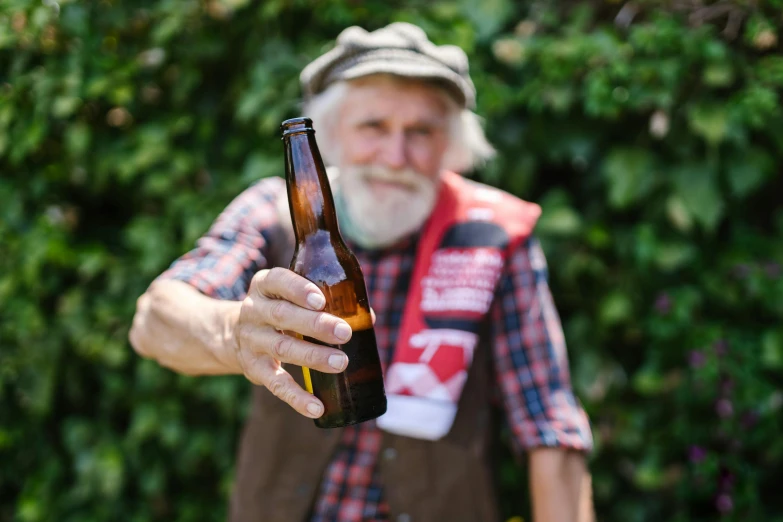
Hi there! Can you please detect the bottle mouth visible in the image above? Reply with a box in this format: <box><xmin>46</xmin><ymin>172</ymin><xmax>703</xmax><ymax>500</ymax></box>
<box><xmin>281</xmin><ymin>117</ymin><xmax>315</xmax><ymax>137</ymax></box>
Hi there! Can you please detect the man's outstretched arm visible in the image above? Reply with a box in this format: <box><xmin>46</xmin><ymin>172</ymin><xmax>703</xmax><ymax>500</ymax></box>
<box><xmin>130</xmin><ymin>269</ymin><xmax>356</xmax><ymax>419</ymax></box>
<box><xmin>129</xmin><ymin>179</ymin><xmax>357</xmax><ymax>418</ymax></box>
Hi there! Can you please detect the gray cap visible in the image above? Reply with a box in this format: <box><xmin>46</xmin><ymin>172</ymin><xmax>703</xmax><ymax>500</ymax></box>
<box><xmin>300</xmin><ymin>22</ymin><xmax>476</xmax><ymax>109</ymax></box>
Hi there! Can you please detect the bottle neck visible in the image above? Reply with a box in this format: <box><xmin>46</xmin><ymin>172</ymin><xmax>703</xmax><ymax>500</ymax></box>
<box><xmin>283</xmin><ymin>131</ymin><xmax>341</xmax><ymax>241</ymax></box>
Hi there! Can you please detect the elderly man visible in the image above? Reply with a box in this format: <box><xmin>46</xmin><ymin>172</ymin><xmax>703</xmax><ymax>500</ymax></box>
<box><xmin>130</xmin><ymin>22</ymin><xmax>594</xmax><ymax>522</ymax></box>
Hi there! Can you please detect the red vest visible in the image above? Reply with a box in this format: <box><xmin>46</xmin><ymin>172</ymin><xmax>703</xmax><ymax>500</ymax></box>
<box><xmin>379</xmin><ymin>171</ymin><xmax>541</xmax><ymax>439</ymax></box>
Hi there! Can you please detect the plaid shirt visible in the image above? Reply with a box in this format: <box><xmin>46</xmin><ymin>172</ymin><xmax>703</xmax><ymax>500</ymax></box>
<box><xmin>160</xmin><ymin>177</ymin><xmax>593</xmax><ymax>522</ymax></box>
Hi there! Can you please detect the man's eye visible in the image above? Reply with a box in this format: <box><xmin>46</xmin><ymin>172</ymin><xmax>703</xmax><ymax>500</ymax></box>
<box><xmin>360</xmin><ymin>121</ymin><xmax>383</xmax><ymax>130</ymax></box>
<box><xmin>410</xmin><ymin>127</ymin><xmax>433</xmax><ymax>136</ymax></box>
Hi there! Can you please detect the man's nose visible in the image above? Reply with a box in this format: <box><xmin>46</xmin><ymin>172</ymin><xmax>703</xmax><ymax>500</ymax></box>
<box><xmin>379</xmin><ymin>131</ymin><xmax>407</xmax><ymax>171</ymax></box>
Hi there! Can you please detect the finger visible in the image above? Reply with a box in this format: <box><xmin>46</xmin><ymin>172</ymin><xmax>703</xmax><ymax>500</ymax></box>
<box><xmin>240</xmin><ymin>353</ymin><xmax>324</xmax><ymax>418</ymax></box>
<box><xmin>251</xmin><ymin>267</ymin><xmax>326</xmax><ymax>311</ymax></box>
<box><xmin>257</xmin><ymin>298</ymin><xmax>352</xmax><ymax>345</ymax></box>
<box><xmin>370</xmin><ymin>307</ymin><xmax>376</xmax><ymax>325</ymax></box>
<box><xmin>267</xmin><ymin>327</ymin><xmax>348</xmax><ymax>372</ymax></box>
<box><xmin>237</xmin><ymin>323</ymin><xmax>348</xmax><ymax>373</ymax></box>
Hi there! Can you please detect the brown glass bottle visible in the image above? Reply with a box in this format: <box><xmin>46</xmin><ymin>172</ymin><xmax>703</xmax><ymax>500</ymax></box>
<box><xmin>281</xmin><ymin>117</ymin><xmax>387</xmax><ymax>428</ymax></box>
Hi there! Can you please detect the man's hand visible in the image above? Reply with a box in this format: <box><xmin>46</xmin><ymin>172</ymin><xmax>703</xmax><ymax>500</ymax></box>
<box><xmin>528</xmin><ymin>448</ymin><xmax>593</xmax><ymax>522</ymax></box>
<box><xmin>232</xmin><ymin>267</ymin><xmax>355</xmax><ymax>418</ymax></box>
<box><xmin>129</xmin><ymin>268</ymin><xmax>358</xmax><ymax>419</ymax></box>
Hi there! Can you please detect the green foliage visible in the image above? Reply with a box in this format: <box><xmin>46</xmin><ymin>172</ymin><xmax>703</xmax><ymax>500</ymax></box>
<box><xmin>2</xmin><ymin>1</ymin><xmax>782</xmax><ymax>521</ymax></box>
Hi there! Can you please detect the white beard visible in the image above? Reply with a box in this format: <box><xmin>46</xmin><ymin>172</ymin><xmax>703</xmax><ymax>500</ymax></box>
<box><xmin>333</xmin><ymin>165</ymin><xmax>439</xmax><ymax>250</ymax></box>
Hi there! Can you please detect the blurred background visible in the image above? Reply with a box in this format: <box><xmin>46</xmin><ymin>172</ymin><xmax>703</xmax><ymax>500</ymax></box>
<box><xmin>1</xmin><ymin>0</ymin><xmax>782</xmax><ymax>521</ymax></box>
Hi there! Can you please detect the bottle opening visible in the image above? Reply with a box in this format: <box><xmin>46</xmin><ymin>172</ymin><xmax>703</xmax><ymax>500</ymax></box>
<box><xmin>281</xmin><ymin>117</ymin><xmax>315</xmax><ymax>137</ymax></box>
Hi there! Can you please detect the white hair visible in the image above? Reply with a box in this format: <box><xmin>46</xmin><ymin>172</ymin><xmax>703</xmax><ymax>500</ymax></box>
<box><xmin>302</xmin><ymin>77</ymin><xmax>496</xmax><ymax>173</ymax></box>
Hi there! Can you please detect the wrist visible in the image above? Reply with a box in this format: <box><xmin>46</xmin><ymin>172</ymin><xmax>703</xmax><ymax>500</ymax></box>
<box><xmin>209</xmin><ymin>300</ymin><xmax>244</xmax><ymax>374</ymax></box>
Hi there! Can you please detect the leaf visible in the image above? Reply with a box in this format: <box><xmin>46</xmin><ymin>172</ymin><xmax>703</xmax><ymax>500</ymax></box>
<box><xmin>632</xmin><ymin>365</ymin><xmax>665</xmax><ymax>396</ymax></box>
<box><xmin>665</xmin><ymin>195</ymin><xmax>693</xmax><ymax>233</ymax></box>
<box><xmin>634</xmin><ymin>458</ymin><xmax>665</xmax><ymax>491</ymax></box>
<box><xmin>725</xmin><ymin>147</ymin><xmax>774</xmax><ymax>198</ymax></box>
<box><xmin>702</xmin><ymin>64</ymin><xmax>734</xmax><ymax>87</ymax></box>
<box><xmin>654</xmin><ymin>243</ymin><xmax>696</xmax><ymax>272</ymax></box>
<box><xmin>241</xmin><ymin>152</ymin><xmax>282</xmax><ymax>184</ymax></box>
<box><xmin>537</xmin><ymin>206</ymin><xmax>582</xmax><ymax>236</ymax></box>
<box><xmin>687</xmin><ymin>104</ymin><xmax>728</xmax><ymax>146</ymax></box>
<box><xmin>65</xmin><ymin>122</ymin><xmax>90</xmax><ymax>157</ymax></box>
<box><xmin>600</xmin><ymin>292</ymin><xmax>633</xmax><ymax>326</ymax></box>
<box><xmin>459</xmin><ymin>0</ymin><xmax>513</xmax><ymax>40</ymax></box>
<box><xmin>538</xmin><ymin>190</ymin><xmax>582</xmax><ymax>237</ymax></box>
<box><xmin>602</xmin><ymin>148</ymin><xmax>656</xmax><ymax>209</ymax></box>
<box><xmin>762</xmin><ymin>330</ymin><xmax>783</xmax><ymax>369</ymax></box>
<box><xmin>51</xmin><ymin>96</ymin><xmax>82</xmax><ymax>118</ymax></box>
<box><xmin>756</xmin><ymin>56</ymin><xmax>783</xmax><ymax>86</ymax></box>
<box><xmin>586</xmin><ymin>224</ymin><xmax>611</xmax><ymax>249</ymax></box>
<box><xmin>671</xmin><ymin>163</ymin><xmax>724</xmax><ymax>231</ymax></box>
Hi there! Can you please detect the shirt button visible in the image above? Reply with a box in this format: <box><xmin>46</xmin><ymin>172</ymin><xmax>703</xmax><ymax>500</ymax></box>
<box><xmin>397</xmin><ymin>514</ymin><xmax>412</xmax><ymax>522</ymax></box>
<box><xmin>383</xmin><ymin>447</ymin><xmax>397</xmax><ymax>461</ymax></box>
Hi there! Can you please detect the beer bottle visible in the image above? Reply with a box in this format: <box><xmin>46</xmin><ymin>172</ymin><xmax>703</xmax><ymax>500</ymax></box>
<box><xmin>280</xmin><ymin>117</ymin><xmax>387</xmax><ymax>428</ymax></box>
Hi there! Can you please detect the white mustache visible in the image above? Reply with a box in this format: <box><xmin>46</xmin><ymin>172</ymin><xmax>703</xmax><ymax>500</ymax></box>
<box><xmin>356</xmin><ymin>166</ymin><xmax>426</xmax><ymax>190</ymax></box>
<box><xmin>335</xmin><ymin>164</ymin><xmax>439</xmax><ymax>249</ymax></box>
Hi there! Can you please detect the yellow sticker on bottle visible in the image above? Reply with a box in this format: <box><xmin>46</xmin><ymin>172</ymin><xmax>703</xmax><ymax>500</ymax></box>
<box><xmin>302</xmin><ymin>366</ymin><xmax>314</xmax><ymax>394</ymax></box>
<box><xmin>292</xmin><ymin>332</ymin><xmax>315</xmax><ymax>394</ymax></box>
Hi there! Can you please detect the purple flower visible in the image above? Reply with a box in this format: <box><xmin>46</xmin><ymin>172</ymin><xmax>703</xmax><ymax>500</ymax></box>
<box><xmin>719</xmin><ymin>470</ymin><xmax>735</xmax><ymax>490</ymax></box>
<box><xmin>733</xmin><ymin>264</ymin><xmax>751</xmax><ymax>279</ymax></box>
<box><xmin>720</xmin><ymin>377</ymin><xmax>734</xmax><ymax>395</ymax></box>
<box><xmin>741</xmin><ymin>410</ymin><xmax>759</xmax><ymax>429</ymax></box>
<box><xmin>764</xmin><ymin>262</ymin><xmax>781</xmax><ymax>279</ymax></box>
<box><xmin>716</xmin><ymin>494</ymin><xmax>733</xmax><ymax>513</ymax></box>
<box><xmin>689</xmin><ymin>350</ymin><xmax>706</xmax><ymax>368</ymax></box>
<box><xmin>655</xmin><ymin>293</ymin><xmax>672</xmax><ymax>315</ymax></box>
<box><xmin>713</xmin><ymin>339</ymin><xmax>728</xmax><ymax>357</ymax></box>
<box><xmin>688</xmin><ymin>445</ymin><xmax>707</xmax><ymax>463</ymax></box>
<box><xmin>716</xmin><ymin>399</ymin><xmax>734</xmax><ymax>419</ymax></box>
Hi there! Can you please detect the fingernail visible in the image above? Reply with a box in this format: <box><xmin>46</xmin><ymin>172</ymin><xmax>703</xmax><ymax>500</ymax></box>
<box><xmin>307</xmin><ymin>292</ymin><xmax>325</xmax><ymax>310</ymax></box>
<box><xmin>306</xmin><ymin>402</ymin><xmax>322</xmax><ymax>417</ymax></box>
<box><xmin>334</xmin><ymin>322</ymin><xmax>351</xmax><ymax>342</ymax></box>
<box><xmin>328</xmin><ymin>353</ymin><xmax>348</xmax><ymax>371</ymax></box>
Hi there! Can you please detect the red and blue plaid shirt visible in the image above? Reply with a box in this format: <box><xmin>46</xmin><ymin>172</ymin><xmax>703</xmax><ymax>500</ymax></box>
<box><xmin>160</xmin><ymin>177</ymin><xmax>592</xmax><ymax>522</ymax></box>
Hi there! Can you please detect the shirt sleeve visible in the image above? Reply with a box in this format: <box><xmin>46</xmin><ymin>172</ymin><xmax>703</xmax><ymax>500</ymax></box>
<box><xmin>490</xmin><ymin>235</ymin><xmax>593</xmax><ymax>454</ymax></box>
<box><xmin>156</xmin><ymin>177</ymin><xmax>288</xmax><ymax>301</ymax></box>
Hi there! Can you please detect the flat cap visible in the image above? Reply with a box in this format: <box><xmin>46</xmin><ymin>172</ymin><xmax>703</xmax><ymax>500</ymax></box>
<box><xmin>300</xmin><ymin>22</ymin><xmax>476</xmax><ymax>109</ymax></box>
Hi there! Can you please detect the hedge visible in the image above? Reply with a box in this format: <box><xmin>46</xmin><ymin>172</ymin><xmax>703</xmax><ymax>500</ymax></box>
<box><xmin>1</xmin><ymin>1</ymin><xmax>782</xmax><ymax>521</ymax></box>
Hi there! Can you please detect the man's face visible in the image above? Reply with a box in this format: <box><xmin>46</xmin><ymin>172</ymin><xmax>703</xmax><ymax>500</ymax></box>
<box><xmin>330</xmin><ymin>76</ymin><xmax>451</xmax><ymax>249</ymax></box>
<box><xmin>335</xmin><ymin>75</ymin><xmax>450</xmax><ymax>179</ymax></box>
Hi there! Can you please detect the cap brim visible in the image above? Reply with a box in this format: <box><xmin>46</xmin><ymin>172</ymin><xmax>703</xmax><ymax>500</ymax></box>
<box><xmin>325</xmin><ymin>49</ymin><xmax>473</xmax><ymax>108</ymax></box>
